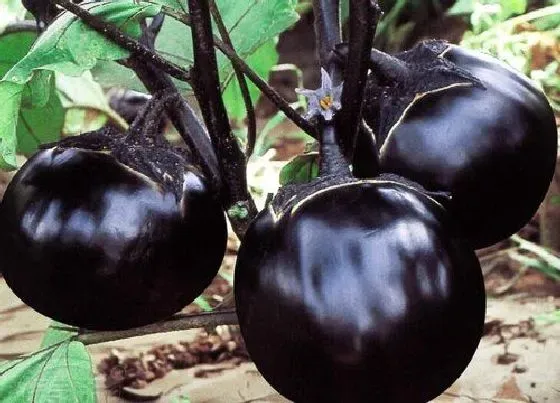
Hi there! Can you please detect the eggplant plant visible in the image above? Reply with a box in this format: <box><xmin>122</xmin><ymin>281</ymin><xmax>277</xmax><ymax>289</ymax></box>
<box><xmin>0</xmin><ymin>0</ymin><xmax>556</xmax><ymax>401</ymax></box>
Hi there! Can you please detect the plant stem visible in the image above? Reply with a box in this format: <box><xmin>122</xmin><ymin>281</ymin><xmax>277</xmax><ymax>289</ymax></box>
<box><xmin>334</xmin><ymin>45</ymin><xmax>409</xmax><ymax>85</ymax></box>
<box><xmin>337</xmin><ymin>0</ymin><xmax>379</xmax><ymax>161</ymax></box>
<box><xmin>49</xmin><ymin>0</ymin><xmax>191</xmax><ymax>83</ymax></box>
<box><xmin>188</xmin><ymin>0</ymin><xmax>257</xmax><ymax>238</ymax></box>
<box><xmin>319</xmin><ymin>124</ymin><xmax>351</xmax><ymax>177</ymax></box>
<box><xmin>125</xmin><ymin>60</ymin><xmax>221</xmax><ymax>187</ymax></box>
<box><xmin>78</xmin><ymin>310</ymin><xmax>238</xmax><ymax>345</ymax></box>
<box><xmin>208</xmin><ymin>0</ymin><xmax>257</xmax><ymax>158</ymax></box>
<box><xmin>312</xmin><ymin>0</ymin><xmax>350</xmax><ymax>177</ymax></box>
<box><xmin>312</xmin><ymin>0</ymin><xmax>342</xmax><ymax>82</ymax></box>
<box><xmin>213</xmin><ymin>39</ymin><xmax>318</xmax><ymax>139</ymax></box>
<box><xmin>368</xmin><ymin>48</ymin><xmax>409</xmax><ymax>83</ymax></box>
<box><xmin>352</xmin><ymin>121</ymin><xmax>380</xmax><ymax>177</ymax></box>
<box><xmin>162</xmin><ymin>9</ymin><xmax>317</xmax><ymax>140</ymax></box>
<box><xmin>123</xmin><ymin>15</ymin><xmax>221</xmax><ymax>188</ymax></box>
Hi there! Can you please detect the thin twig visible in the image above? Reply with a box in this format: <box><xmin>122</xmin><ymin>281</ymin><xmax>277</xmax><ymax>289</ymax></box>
<box><xmin>213</xmin><ymin>39</ymin><xmax>317</xmax><ymax>139</ymax></box>
<box><xmin>188</xmin><ymin>0</ymin><xmax>257</xmax><ymax>238</ymax></box>
<box><xmin>50</xmin><ymin>0</ymin><xmax>191</xmax><ymax>82</ymax></box>
<box><xmin>209</xmin><ymin>0</ymin><xmax>257</xmax><ymax>158</ymax></box>
<box><xmin>337</xmin><ymin>0</ymin><xmax>379</xmax><ymax>160</ymax></box>
<box><xmin>78</xmin><ymin>310</ymin><xmax>238</xmax><ymax>345</ymax></box>
<box><xmin>162</xmin><ymin>9</ymin><xmax>317</xmax><ymax>140</ymax></box>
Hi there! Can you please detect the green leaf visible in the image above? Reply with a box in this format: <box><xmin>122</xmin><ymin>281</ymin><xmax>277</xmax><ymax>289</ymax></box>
<box><xmin>511</xmin><ymin>234</ymin><xmax>560</xmax><ymax>270</ymax></box>
<box><xmin>534</xmin><ymin>310</ymin><xmax>560</xmax><ymax>325</ymax></box>
<box><xmin>531</xmin><ymin>7</ymin><xmax>560</xmax><ymax>30</ymax></box>
<box><xmin>4</xmin><ymin>1</ymin><xmax>162</xmax><ymax>85</ymax></box>
<box><xmin>508</xmin><ymin>251</ymin><xmax>560</xmax><ymax>281</ymax></box>
<box><xmin>94</xmin><ymin>0</ymin><xmax>299</xmax><ymax>93</ymax></box>
<box><xmin>63</xmin><ymin>108</ymin><xmax>108</xmax><ymax>136</ymax></box>
<box><xmin>0</xmin><ymin>28</ymin><xmax>37</xmax><ymax>78</ymax></box>
<box><xmin>222</xmin><ymin>39</ymin><xmax>279</xmax><ymax>121</ymax></box>
<box><xmin>0</xmin><ymin>1</ymin><xmax>160</xmax><ymax>170</ymax></box>
<box><xmin>510</xmin><ymin>234</ymin><xmax>560</xmax><ymax>281</ymax></box>
<box><xmin>0</xmin><ymin>341</ymin><xmax>96</xmax><ymax>402</ymax></box>
<box><xmin>55</xmin><ymin>71</ymin><xmax>123</xmax><ymax>133</ymax></box>
<box><xmin>219</xmin><ymin>271</ymin><xmax>234</xmax><ymax>285</ymax></box>
<box><xmin>91</xmin><ymin>59</ymin><xmax>148</xmax><ymax>92</ymax></box>
<box><xmin>21</xmin><ymin>69</ymin><xmax>53</xmax><ymax>108</ymax></box>
<box><xmin>500</xmin><ymin>0</ymin><xmax>527</xmax><ymax>20</ymax></box>
<box><xmin>17</xmin><ymin>74</ymin><xmax>65</xmax><ymax>154</ymax></box>
<box><xmin>41</xmin><ymin>322</ymin><xmax>79</xmax><ymax>349</ymax></box>
<box><xmin>253</xmin><ymin>100</ymin><xmax>312</xmax><ymax>157</ymax></box>
<box><xmin>56</xmin><ymin>71</ymin><xmax>111</xmax><ymax>112</ymax></box>
<box><xmin>447</xmin><ymin>0</ymin><xmax>475</xmax><ymax>16</ymax></box>
<box><xmin>194</xmin><ymin>296</ymin><xmax>213</xmax><ymax>312</ymax></box>
<box><xmin>169</xmin><ymin>395</ymin><xmax>192</xmax><ymax>403</ymax></box>
<box><xmin>279</xmin><ymin>152</ymin><xmax>319</xmax><ymax>185</ymax></box>
<box><xmin>551</xmin><ymin>195</ymin><xmax>560</xmax><ymax>205</ymax></box>
<box><xmin>211</xmin><ymin>0</ymin><xmax>298</xmax><ymax>63</ymax></box>
<box><xmin>0</xmin><ymin>82</ymin><xmax>23</xmax><ymax>169</ymax></box>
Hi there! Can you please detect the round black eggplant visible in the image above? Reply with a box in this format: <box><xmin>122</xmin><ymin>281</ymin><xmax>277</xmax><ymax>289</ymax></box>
<box><xmin>0</xmin><ymin>147</ymin><xmax>227</xmax><ymax>330</ymax></box>
<box><xmin>369</xmin><ymin>44</ymin><xmax>557</xmax><ymax>248</ymax></box>
<box><xmin>235</xmin><ymin>180</ymin><xmax>485</xmax><ymax>403</ymax></box>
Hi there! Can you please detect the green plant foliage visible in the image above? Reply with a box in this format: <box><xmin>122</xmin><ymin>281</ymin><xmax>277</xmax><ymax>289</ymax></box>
<box><xmin>56</xmin><ymin>72</ymin><xmax>117</xmax><ymax>120</ymax></box>
<box><xmin>0</xmin><ymin>1</ymin><xmax>162</xmax><ymax>169</ymax></box>
<box><xmin>17</xmin><ymin>74</ymin><xmax>64</xmax><ymax>154</ymax></box>
<box><xmin>41</xmin><ymin>322</ymin><xmax>79</xmax><ymax>349</ymax></box>
<box><xmin>0</xmin><ymin>27</ymin><xmax>65</xmax><ymax>161</ymax></box>
<box><xmin>535</xmin><ymin>309</ymin><xmax>560</xmax><ymax>325</ymax></box>
<box><xmin>7</xmin><ymin>2</ymin><xmax>161</xmax><ymax>82</ymax></box>
<box><xmin>62</xmin><ymin>108</ymin><xmax>109</xmax><ymax>136</ymax></box>
<box><xmin>449</xmin><ymin>0</ymin><xmax>528</xmax><ymax>33</ymax></box>
<box><xmin>56</xmin><ymin>71</ymin><xmax>124</xmax><ymax>133</ymax></box>
<box><xmin>510</xmin><ymin>234</ymin><xmax>560</xmax><ymax>281</ymax></box>
<box><xmin>252</xmin><ymin>104</ymin><xmax>313</xmax><ymax>157</ymax></box>
<box><xmin>371</xmin><ymin>0</ymin><xmax>448</xmax><ymax>52</ymax></box>
<box><xmin>93</xmin><ymin>0</ymin><xmax>299</xmax><ymax>94</ymax></box>
<box><xmin>457</xmin><ymin>4</ymin><xmax>560</xmax><ymax>110</ymax></box>
<box><xmin>0</xmin><ymin>28</ymin><xmax>36</xmax><ymax>77</ymax></box>
<box><xmin>0</xmin><ymin>83</ymin><xmax>24</xmax><ymax>169</ymax></box>
<box><xmin>0</xmin><ymin>341</ymin><xmax>95</xmax><ymax>403</ymax></box>
<box><xmin>169</xmin><ymin>395</ymin><xmax>192</xmax><ymax>403</ymax></box>
<box><xmin>222</xmin><ymin>39</ymin><xmax>279</xmax><ymax>121</ymax></box>
<box><xmin>194</xmin><ymin>296</ymin><xmax>213</xmax><ymax>312</ymax></box>
<box><xmin>279</xmin><ymin>152</ymin><xmax>319</xmax><ymax>185</ymax></box>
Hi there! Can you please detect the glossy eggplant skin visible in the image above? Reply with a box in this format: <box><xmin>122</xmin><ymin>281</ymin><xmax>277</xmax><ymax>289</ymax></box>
<box><xmin>235</xmin><ymin>180</ymin><xmax>485</xmax><ymax>403</ymax></box>
<box><xmin>0</xmin><ymin>147</ymin><xmax>227</xmax><ymax>330</ymax></box>
<box><xmin>373</xmin><ymin>44</ymin><xmax>557</xmax><ymax>248</ymax></box>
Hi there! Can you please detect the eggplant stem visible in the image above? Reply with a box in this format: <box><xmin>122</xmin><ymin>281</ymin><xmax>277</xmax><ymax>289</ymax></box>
<box><xmin>337</xmin><ymin>0</ymin><xmax>380</xmax><ymax>161</ymax></box>
<box><xmin>77</xmin><ymin>310</ymin><xmax>238</xmax><ymax>345</ymax></box>
<box><xmin>188</xmin><ymin>0</ymin><xmax>257</xmax><ymax>239</ymax></box>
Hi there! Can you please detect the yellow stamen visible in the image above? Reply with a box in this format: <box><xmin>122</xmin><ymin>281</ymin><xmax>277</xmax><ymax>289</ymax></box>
<box><xmin>320</xmin><ymin>96</ymin><xmax>333</xmax><ymax>110</ymax></box>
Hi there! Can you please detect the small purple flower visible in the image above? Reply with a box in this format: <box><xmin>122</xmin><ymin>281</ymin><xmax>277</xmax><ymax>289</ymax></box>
<box><xmin>296</xmin><ymin>68</ymin><xmax>343</xmax><ymax>121</ymax></box>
